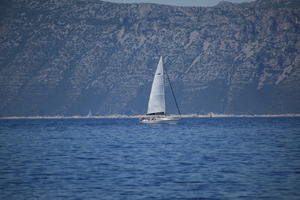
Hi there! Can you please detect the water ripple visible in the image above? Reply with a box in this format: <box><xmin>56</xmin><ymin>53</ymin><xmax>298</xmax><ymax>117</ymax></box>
<box><xmin>0</xmin><ymin>118</ymin><xmax>300</xmax><ymax>199</ymax></box>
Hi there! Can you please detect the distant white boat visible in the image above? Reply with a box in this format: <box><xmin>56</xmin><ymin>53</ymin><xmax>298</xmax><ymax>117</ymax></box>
<box><xmin>140</xmin><ymin>56</ymin><xmax>181</xmax><ymax>124</ymax></box>
<box><xmin>87</xmin><ymin>110</ymin><xmax>92</xmax><ymax>117</ymax></box>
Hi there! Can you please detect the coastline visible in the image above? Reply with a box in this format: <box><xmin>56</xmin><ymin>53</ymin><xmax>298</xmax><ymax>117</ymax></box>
<box><xmin>1</xmin><ymin>113</ymin><xmax>300</xmax><ymax>119</ymax></box>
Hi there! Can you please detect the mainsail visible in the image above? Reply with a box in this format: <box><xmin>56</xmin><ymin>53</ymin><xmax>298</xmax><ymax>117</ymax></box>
<box><xmin>147</xmin><ymin>56</ymin><xmax>165</xmax><ymax>115</ymax></box>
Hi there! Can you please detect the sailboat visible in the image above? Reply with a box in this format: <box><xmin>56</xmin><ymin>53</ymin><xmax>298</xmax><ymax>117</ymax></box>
<box><xmin>140</xmin><ymin>56</ymin><xmax>181</xmax><ymax>124</ymax></box>
<box><xmin>87</xmin><ymin>110</ymin><xmax>92</xmax><ymax>118</ymax></box>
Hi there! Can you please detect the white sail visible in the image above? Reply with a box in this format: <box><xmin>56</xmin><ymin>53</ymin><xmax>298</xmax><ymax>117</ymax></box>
<box><xmin>147</xmin><ymin>56</ymin><xmax>165</xmax><ymax>115</ymax></box>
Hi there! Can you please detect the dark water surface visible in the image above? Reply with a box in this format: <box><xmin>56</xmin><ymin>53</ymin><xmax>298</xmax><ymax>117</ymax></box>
<box><xmin>0</xmin><ymin>118</ymin><xmax>300</xmax><ymax>199</ymax></box>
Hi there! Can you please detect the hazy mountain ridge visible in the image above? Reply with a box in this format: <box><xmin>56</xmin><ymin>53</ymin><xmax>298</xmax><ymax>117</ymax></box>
<box><xmin>0</xmin><ymin>0</ymin><xmax>299</xmax><ymax>116</ymax></box>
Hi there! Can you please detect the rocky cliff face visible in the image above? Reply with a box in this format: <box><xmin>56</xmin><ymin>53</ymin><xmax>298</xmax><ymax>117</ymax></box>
<box><xmin>0</xmin><ymin>0</ymin><xmax>300</xmax><ymax>116</ymax></box>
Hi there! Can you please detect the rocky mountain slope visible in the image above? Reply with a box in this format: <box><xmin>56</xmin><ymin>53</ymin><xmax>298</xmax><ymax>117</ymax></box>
<box><xmin>0</xmin><ymin>0</ymin><xmax>300</xmax><ymax>116</ymax></box>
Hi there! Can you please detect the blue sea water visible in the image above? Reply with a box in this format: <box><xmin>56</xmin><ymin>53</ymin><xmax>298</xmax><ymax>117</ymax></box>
<box><xmin>0</xmin><ymin>117</ymin><xmax>300</xmax><ymax>200</ymax></box>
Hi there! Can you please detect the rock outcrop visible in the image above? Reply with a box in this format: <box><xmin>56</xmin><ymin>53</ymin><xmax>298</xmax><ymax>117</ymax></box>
<box><xmin>0</xmin><ymin>0</ymin><xmax>299</xmax><ymax>116</ymax></box>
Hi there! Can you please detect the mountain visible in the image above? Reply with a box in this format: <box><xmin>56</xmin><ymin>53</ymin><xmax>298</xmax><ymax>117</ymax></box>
<box><xmin>0</xmin><ymin>0</ymin><xmax>300</xmax><ymax>116</ymax></box>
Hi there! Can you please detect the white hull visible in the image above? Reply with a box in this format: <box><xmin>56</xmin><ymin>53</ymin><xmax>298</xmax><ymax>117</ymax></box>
<box><xmin>140</xmin><ymin>116</ymin><xmax>181</xmax><ymax>124</ymax></box>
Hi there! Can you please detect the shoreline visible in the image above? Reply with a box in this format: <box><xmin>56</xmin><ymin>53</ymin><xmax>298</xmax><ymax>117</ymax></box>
<box><xmin>1</xmin><ymin>114</ymin><xmax>300</xmax><ymax>119</ymax></box>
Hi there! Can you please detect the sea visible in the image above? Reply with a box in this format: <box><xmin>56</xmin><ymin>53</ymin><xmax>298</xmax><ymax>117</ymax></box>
<box><xmin>0</xmin><ymin>117</ymin><xmax>300</xmax><ymax>200</ymax></box>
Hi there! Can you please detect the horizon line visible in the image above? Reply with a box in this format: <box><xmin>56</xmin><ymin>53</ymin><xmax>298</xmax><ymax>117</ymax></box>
<box><xmin>1</xmin><ymin>113</ymin><xmax>300</xmax><ymax>119</ymax></box>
